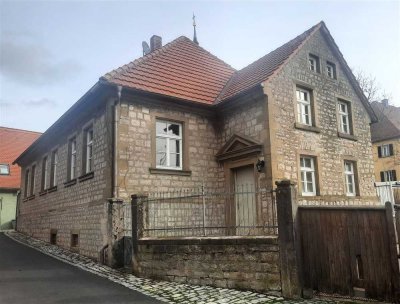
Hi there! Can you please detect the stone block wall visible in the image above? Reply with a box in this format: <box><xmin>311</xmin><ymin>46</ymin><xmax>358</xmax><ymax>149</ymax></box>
<box><xmin>265</xmin><ymin>28</ymin><xmax>378</xmax><ymax>205</ymax></box>
<box><xmin>137</xmin><ymin>237</ymin><xmax>281</xmax><ymax>294</ymax></box>
<box><xmin>17</xmin><ymin>104</ymin><xmax>112</xmax><ymax>260</ymax></box>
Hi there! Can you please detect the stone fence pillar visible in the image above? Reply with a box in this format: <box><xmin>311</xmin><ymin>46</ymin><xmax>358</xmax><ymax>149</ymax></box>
<box><xmin>131</xmin><ymin>194</ymin><xmax>144</xmax><ymax>275</ymax></box>
<box><xmin>275</xmin><ymin>179</ymin><xmax>303</xmax><ymax>298</ymax></box>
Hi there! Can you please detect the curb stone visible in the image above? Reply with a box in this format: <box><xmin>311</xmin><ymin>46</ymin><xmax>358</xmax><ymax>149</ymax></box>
<box><xmin>4</xmin><ymin>231</ymin><xmax>339</xmax><ymax>304</ymax></box>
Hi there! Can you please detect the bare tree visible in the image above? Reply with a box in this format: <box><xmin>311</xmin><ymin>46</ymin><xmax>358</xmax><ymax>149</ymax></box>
<box><xmin>353</xmin><ymin>68</ymin><xmax>391</xmax><ymax>103</ymax></box>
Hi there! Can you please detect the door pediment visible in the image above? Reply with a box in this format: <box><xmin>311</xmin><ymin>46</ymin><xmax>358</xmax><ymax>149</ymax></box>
<box><xmin>216</xmin><ymin>134</ymin><xmax>262</xmax><ymax>162</ymax></box>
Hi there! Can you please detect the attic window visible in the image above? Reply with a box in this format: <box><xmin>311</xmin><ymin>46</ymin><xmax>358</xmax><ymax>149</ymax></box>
<box><xmin>0</xmin><ymin>164</ymin><xmax>10</xmax><ymax>175</ymax></box>
<box><xmin>326</xmin><ymin>61</ymin><xmax>337</xmax><ymax>79</ymax></box>
<box><xmin>309</xmin><ymin>54</ymin><xmax>320</xmax><ymax>73</ymax></box>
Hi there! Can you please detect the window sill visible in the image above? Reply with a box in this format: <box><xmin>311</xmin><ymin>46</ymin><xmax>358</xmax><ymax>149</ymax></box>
<box><xmin>27</xmin><ymin>194</ymin><xmax>35</xmax><ymax>201</ymax></box>
<box><xmin>294</xmin><ymin>122</ymin><xmax>321</xmax><ymax>133</ymax></box>
<box><xmin>149</xmin><ymin>168</ymin><xmax>192</xmax><ymax>176</ymax></box>
<box><xmin>78</xmin><ymin>171</ymin><xmax>94</xmax><ymax>182</ymax></box>
<box><xmin>337</xmin><ymin>132</ymin><xmax>357</xmax><ymax>141</ymax></box>
<box><xmin>64</xmin><ymin>179</ymin><xmax>77</xmax><ymax>188</ymax></box>
<box><xmin>48</xmin><ymin>186</ymin><xmax>58</xmax><ymax>193</ymax></box>
<box><xmin>39</xmin><ymin>190</ymin><xmax>48</xmax><ymax>196</ymax></box>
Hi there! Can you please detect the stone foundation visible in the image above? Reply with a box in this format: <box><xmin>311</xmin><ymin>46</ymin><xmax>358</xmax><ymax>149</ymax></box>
<box><xmin>137</xmin><ymin>236</ymin><xmax>281</xmax><ymax>294</ymax></box>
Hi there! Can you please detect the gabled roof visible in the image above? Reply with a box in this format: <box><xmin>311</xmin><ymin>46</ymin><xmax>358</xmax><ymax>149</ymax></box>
<box><xmin>370</xmin><ymin>101</ymin><xmax>400</xmax><ymax>142</ymax></box>
<box><xmin>102</xmin><ymin>36</ymin><xmax>235</xmax><ymax>105</ymax></box>
<box><xmin>0</xmin><ymin>127</ymin><xmax>41</xmax><ymax>189</ymax></box>
<box><xmin>217</xmin><ymin>23</ymin><xmax>320</xmax><ymax>102</ymax></box>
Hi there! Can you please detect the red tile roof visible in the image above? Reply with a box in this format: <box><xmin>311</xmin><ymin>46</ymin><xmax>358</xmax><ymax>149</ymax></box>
<box><xmin>370</xmin><ymin>101</ymin><xmax>400</xmax><ymax>142</ymax></box>
<box><xmin>102</xmin><ymin>36</ymin><xmax>235</xmax><ymax>104</ymax></box>
<box><xmin>0</xmin><ymin>127</ymin><xmax>41</xmax><ymax>189</ymax></box>
<box><xmin>102</xmin><ymin>24</ymin><xmax>321</xmax><ymax>105</ymax></box>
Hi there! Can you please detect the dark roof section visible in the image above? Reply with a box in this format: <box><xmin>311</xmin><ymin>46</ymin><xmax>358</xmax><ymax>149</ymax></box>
<box><xmin>102</xmin><ymin>36</ymin><xmax>235</xmax><ymax>105</ymax></box>
<box><xmin>370</xmin><ymin>101</ymin><xmax>400</xmax><ymax>142</ymax></box>
<box><xmin>216</xmin><ymin>23</ymin><xmax>320</xmax><ymax>102</ymax></box>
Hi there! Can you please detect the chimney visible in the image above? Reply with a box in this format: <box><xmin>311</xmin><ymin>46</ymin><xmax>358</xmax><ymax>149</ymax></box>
<box><xmin>382</xmin><ymin>99</ymin><xmax>389</xmax><ymax>107</ymax></box>
<box><xmin>150</xmin><ymin>35</ymin><xmax>162</xmax><ymax>52</ymax></box>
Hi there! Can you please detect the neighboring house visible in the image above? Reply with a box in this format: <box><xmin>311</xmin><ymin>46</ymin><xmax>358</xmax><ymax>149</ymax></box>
<box><xmin>14</xmin><ymin>21</ymin><xmax>379</xmax><ymax>262</ymax></box>
<box><xmin>371</xmin><ymin>100</ymin><xmax>400</xmax><ymax>183</ymax></box>
<box><xmin>0</xmin><ymin>127</ymin><xmax>41</xmax><ymax>230</ymax></box>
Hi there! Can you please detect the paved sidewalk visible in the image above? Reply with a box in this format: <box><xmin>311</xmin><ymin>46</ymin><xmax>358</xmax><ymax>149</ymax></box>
<box><xmin>5</xmin><ymin>231</ymin><xmax>340</xmax><ymax>304</ymax></box>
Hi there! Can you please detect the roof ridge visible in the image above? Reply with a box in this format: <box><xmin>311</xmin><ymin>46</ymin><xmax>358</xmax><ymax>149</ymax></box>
<box><xmin>101</xmin><ymin>36</ymin><xmax>188</xmax><ymax>81</ymax></box>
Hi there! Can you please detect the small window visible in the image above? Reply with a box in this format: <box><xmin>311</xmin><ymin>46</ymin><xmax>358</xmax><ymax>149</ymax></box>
<box><xmin>296</xmin><ymin>87</ymin><xmax>313</xmax><ymax>126</ymax></box>
<box><xmin>30</xmin><ymin>165</ymin><xmax>36</xmax><ymax>195</ymax></box>
<box><xmin>84</xmin><ymin>128</ymin><xmax>94</xmax><ymax>174</ymax></box>
<box><xmin>50</xmin><ymin>150</ymin><xmax>58</xmax><ymax>187</ymax></box>
<box><xmin>378</xmin><ymin>144</ymin><xmax>394</xmax><ymax>158</ymax></box>
<box><xmin>71</xmin><ymin>233</ymin><xmax>79</xmax><ymax>248</ymax></box>
<box><xmin>68</xmin><ymin>137</ymin><xmax>77</xmax><ymax>180</ymax></box>
<box><xmin>156</xmin><ymin>120</ymin><xmax>183</xmax><ymax>170</ymax></box>
<box><xmin>300</xmin><ymin>156</ymin><xmax>317</xmax><ymax>196</ymax></box>
<box><xmin>338</xmin><ymin>100</ymin><xmax>352</xmax><ymax>134</ymax></box>
<box><xmin>309</xmin><ymin>54</ymin><xmax>320</xmax><ymax>73</ymax></box>
<box><xmin>41</xmin><ymin>156</ymin><xmax>48</xmax><ymax>191</ymax></box>
<box><xmin>0</xmin><ymin>164</ymin><xmax>10</xmax><ymax>175</ymax></box>
<box><xmin>326</xmin><ymin>61</ymin><xmax>337</xmax><ymax>79</ymax></box>
<box><xmin>344</xmin><ymin>161</ymin><xmax>356</xmax><ymax>196</ymax></box>
<box><xmin>380</xmin><ymin>170</ymin><xmax>397</xmax><ymax>182</ymax></box>
<box><xmin>24</xmin><ymin>169</ymin><xmax>30</xmax><ymax>198</ymax></box>
<box><xmin>50</xmin><ymin>230</ymin><xmax>57</xmax><ymax>245</ymax></box>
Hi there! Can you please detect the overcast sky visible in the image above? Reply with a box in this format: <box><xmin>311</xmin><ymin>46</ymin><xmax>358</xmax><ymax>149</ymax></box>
<box><xmin>1</xmin><ymin>0</ymin><xmax>399</xmax><ymax>133</ymax></box>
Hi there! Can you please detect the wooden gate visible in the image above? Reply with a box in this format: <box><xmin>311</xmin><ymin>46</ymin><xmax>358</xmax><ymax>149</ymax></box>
<box><xmin>298</xmin><ymin>203</ymin><xmax>400</xmax><ymax>302</ymax></box>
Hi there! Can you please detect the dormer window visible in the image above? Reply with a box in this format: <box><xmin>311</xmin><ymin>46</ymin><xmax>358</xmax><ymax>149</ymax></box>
<box><xmin>0</xmin><ymin>164</ymin><xmax>10</xmax><ymax>175</ymax></box>
<box><xmin>326</xmin><ymin>62</ymin><xmax>337</xmax><ymax>79</ymax></box>
<box><xmin>308</xmin><ymin>54</ymin><xmax>320</xmax><ymax>73</ymax></box>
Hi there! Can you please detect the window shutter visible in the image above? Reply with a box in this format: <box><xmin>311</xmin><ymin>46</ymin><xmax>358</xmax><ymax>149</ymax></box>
<box><xmin>389</xmin><ymin>144</ymin><xmax>394</xmax><ymax>156</ymax></box>
<box><xmin>378</xmin><ymin>146</ymin><xmax>382</xmax><ymax>158</ymax></box>
<box><xmin>380</xmin><ymin>171</ymin><xmax>385</xmax><ymax>182</ymax></box>
<box><xmin>393</xmin><ymin>170</ymin><xmax>397</xmax><ymax>181</ymax></box>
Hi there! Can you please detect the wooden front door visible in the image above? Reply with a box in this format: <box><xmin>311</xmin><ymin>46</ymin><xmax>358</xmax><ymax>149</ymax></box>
<box><xmin>233</xmin><ymin>165</ymin><xmax>256</xmax><ymax>235</ymax></box>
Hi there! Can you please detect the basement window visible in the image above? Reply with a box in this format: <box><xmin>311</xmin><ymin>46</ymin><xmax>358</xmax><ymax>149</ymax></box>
<box><xmin>71</xmin><ymin>233</ymin><xmax>79</xmax><ymax>248</ymax></box>
<box><xmin>50</xmin><ymin>230</ymin><xmax>57</xmax><ymax>245</ymax></box>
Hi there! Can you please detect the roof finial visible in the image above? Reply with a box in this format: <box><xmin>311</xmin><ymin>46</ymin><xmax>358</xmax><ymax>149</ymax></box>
<box><xmin>193</xmin><ymin>13</ymin><xmax>199</xmax><ymax>45</ymax></box>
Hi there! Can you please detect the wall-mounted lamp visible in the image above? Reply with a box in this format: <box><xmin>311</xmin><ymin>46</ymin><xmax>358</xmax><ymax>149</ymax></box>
<box><xmin>256</xmin><ymin>159</ymin><xmax>265</xmax><ymax>172</ymax></box>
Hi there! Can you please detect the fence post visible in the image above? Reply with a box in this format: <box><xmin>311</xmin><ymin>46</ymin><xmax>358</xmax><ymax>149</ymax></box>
<box><xmin>275</xmin><ymin>179</ymin><xmax>303</xmax><ymax>299</ymax></box>
<box><xmin>131</xmin><ymin>194</ymin><xmax>139</xmax><ymax>275</ymax></box>
<box><xmin>385</xmin><ymin>202</ymin><xmax>400</xmax><ymax>302</ymax></box>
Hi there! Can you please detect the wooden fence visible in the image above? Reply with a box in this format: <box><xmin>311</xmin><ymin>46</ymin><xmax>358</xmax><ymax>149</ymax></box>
<box><xmin>298</xmin><ymin>202</ymin><xmax>400</xmax><ymax>302</ymax></box>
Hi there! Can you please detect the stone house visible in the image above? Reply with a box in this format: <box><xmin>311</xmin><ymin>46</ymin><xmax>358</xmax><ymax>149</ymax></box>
<box><xmin>0</xmin><ymin>127</ymin><xmax>41</xmax><ymax>230</ymax></box>
<box><xmin>14</xmin><ymin>21</ymin><xmax>378</xmax><ymax>263</ymax></box>
<box><xmin>370</xmin><ymin>100</ymin><xmax>399</xmax><ymax>183</ymax></box>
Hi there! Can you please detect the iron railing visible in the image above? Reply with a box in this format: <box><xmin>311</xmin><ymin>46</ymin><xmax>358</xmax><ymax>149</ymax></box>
<box><xmin>132</xmin><ymin>186</ymin><xmax>278</xmax><ymax>238</ymax></box>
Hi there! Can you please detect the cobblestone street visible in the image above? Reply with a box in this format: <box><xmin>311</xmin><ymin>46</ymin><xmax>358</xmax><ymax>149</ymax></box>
<box><xmin>2</xmin><ymin>231</ymin><xmax>353</xmax><ymax>304</ymax></box>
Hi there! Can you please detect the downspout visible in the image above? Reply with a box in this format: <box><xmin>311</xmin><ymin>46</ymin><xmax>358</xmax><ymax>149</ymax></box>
<box><xmin>112</xmin><ymin>85</ymin><xmax>122</xmax><ymax>199</ymax></box>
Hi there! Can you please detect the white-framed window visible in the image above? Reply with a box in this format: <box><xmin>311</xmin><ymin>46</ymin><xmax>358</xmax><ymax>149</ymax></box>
<box><xmin>69</xmin><ymin>138</ymin><xmax>77</xmax><ymax>180</ymax></box>
<box><xmin>308</xmin><ymin>54</ymin><xmax>319</xmax><ymax>73</ymax></box>
<box><xmin>338</xmin><ymin>101</ymin><xmax>350</xmax><ymax>134</ymax></box>
<box><xmin>300</xmin><ymin>156</ymin><xmax>316</xmax><ymax>196</ymax></box>
<box><xmin>85</xmin><ymin>128</ymin><xmax>93</xmax><ymax>173</ymax></box>
<box><xmin>381</xmin><ymin>170</ymin><xmax>397</xmax><ymax>182</ymax></box>
<box><xmin>24</xmin><ymin>169</ymin><xmax>30</xmax><ymax>198</ymax></box>
<box><xmin>51</xmin><ymin>150</ymin><xmax>58</xmax><ymax>187</ymax></box>
<box><xmin>326</xmin><ymin>62</ymin><xmax>336</xmax><ymax>79</ymax></box>
<box><xmin>30</xmin><ymin>165</ymin><xmax>36</xmax><ymax>195</ymax></box>
<box><xmin>344</xmin><ymin>161</ymin><xmax>356</xmax><ymax>196</ymax></box>
<box><xmin>42</xmin><ymin>156</ymin><xmax>48</xmax><ymax>190</ymax></box>
<box><xmin>296</xmin><ymin>87</ymin><xmax>313</xmax><ymax>126</ymax></box>
<box><xmin>0</xmin><ymin>164</ymin><xmax>10</xmax><ymax>175</ymax></box>
<box><xmin>379</xmin><ymin>144</ymin><xmax>393</xmax><ymax>158</ymax></box>
<box><xmin>156</xmin><ymin>120</ymin><xmax>182</xmax><ymax>170</ymax></box>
